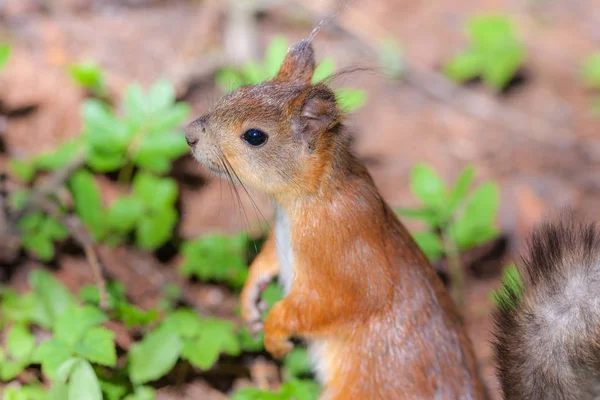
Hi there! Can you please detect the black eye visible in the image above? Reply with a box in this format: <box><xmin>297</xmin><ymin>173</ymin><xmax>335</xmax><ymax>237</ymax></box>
<box><xmin>242</xmin><ymin>129</ymin><xmax>268</xmax><ymax>147</ymax></box>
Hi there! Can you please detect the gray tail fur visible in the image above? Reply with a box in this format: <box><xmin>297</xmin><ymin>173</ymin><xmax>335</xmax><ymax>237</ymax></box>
<box><xmin>493</xmin><ymin>216</ymin><xmax>600</xmax><ymax>400</ymax></box>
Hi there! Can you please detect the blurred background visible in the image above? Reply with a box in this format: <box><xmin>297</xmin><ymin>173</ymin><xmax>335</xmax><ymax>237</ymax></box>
<box><xmin>1</xmin><ymin>0</ymin><xmax>600</xmax><ymax>399</ymax></box>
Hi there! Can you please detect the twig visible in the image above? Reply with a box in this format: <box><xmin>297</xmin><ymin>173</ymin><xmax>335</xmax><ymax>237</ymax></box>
<box><xmin>15</xmin><ymin>153</ymin><xmax>86</xmax><ymax>219</ymax></box>
<box><xmin>34</xmin><ymin>198</ymin><xmax>108</xmax><ymax>309</ymax></box>
<box><xmin>442</xmin><ymin>229</ymin><xmax>465</xmax><ymax>315</ymax></box>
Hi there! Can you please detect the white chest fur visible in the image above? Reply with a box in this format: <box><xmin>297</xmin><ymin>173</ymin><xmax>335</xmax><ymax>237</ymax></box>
<box><xmin>274</xmin><ymin>206</ymin><xmax>295</xmax><ymax>294</ymax></box>
<box><xmin>273</xmin><ymin>206</ymin><xmax>331</xmax><ymax>385</ymax></box>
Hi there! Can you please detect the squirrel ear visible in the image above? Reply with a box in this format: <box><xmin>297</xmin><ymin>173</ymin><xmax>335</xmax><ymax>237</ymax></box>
<box><xmin>275</xmin><ymin>40</ymin><xmax>316</xmax><ymax>84</ymax></box>
<box><xmin>292</xmin><ymin>87</ymin><xmax>339</xmax><ymax>141</ymax></box>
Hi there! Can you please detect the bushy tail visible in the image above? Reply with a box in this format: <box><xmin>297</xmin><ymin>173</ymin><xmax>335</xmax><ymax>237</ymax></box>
<box><xmin>493</xmin><ymin>217</ymin><xmax>600</xmax><ymax>400</ymax></box>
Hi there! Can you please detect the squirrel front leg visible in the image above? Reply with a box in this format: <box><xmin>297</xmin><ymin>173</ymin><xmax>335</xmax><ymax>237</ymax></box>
<box><xmin>264</xmin><ymin>285</ymin><xmax>359</xmax><ymax>358</ymax></box>
<box><xmin>241</xmin><ymin>232</ymin><xmax>279</xmax><ymax>334</ymax></box>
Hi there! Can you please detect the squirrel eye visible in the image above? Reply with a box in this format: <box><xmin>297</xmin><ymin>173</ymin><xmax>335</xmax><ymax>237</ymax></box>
<box><xmin>242</xmin><ymin>129</ymin><xmax>268</xmax><ymax>147</ymax></box>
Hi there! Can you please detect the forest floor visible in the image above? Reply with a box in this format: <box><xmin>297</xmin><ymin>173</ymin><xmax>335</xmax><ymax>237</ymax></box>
<box><xmin>2</xmin><ymin>0</ymin><xmax>600</xmax><ymax>398</ymax></box>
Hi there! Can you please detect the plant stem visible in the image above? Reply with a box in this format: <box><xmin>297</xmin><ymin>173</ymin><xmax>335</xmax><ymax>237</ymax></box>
<box><xmin>442</xmin><ymin>230</ymin><xmax>465</xmax><ymax>316</ymax></box>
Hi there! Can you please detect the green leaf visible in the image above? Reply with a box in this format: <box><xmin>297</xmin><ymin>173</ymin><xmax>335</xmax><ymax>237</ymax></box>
<box><xmin>147</xmin><ymin>79</ymin><xmax>176</xmax><ymax>113</ymax></box>
<box><xmin>312</xmin><ymin>59</ymin><xmax>335</xmax><ymax>83</ymax></box>
<box><xmin>181</xmin><ymin>318</ymin><xmax>241</xmax><ymax>370</ymax></box>
<box><xmin>82</xmin><ymin>99</ymin><xmax>130</xmax><ymax>152</ymax></box>
<box><xmin>490</xmin><ymin>264</ymin><xmax>523</xmax><ymax>310</ymax></box>
<box><xmin>68</xmin><ymin>359</ymin><xmax>103</xmax><ymax>400</ymax></box>
<box><xmin>1</xmin><ymin>290</ymin><xmax>41</xmax><ymax>326</ymax></box>
<box><xmin>378</xmin><ymin>37</ymin><xmax>405</xmax><ymax>78</ymax></box>
<box><xmin>68</xmin><ymin>61</ymin><xmax>105</xmax><ymax>94</ymax></box>
<box><xmin>35</xmin><ymin>140</ymin><xmax>82</xmax><ymax>171</ymax></box>
<box><xmin>582</xmin><ymin>53</ymin><xmax>600</xmax><ymax>89</ymax></box>
<box><xmin>22</xmin><ymin>233</ymin><xmax>55</xmax><ymax>261</ymax></box>
<box><xmin>162</xmin><ymin>309</ymin><xmax>203</xmax><ymax>338</ymax></box>
<box><xmin>124</xmin><ymin>83</ymin><xmax>145</xmax><ymax>125</ymax></box>
<box><xmin>215</xmin><ymin>67</ymin><xmax>245</xmax><ymax>92</ymax></box>
<box><xmin>395</xmin><ymin>207</ymin><xmax>440</xmax><ymax>227</ymax></box>
<box><xmin>128</xmin><ymin>326</ymin><xmax>182</xmax><ymax>384</ymax></box>
<box><xmin>47</xmin><ymin>381</ymin><xmax>68</xmax><ymax>400</ymax></box>
<box><xmin>132</xmin><ymin>173</ymin><xmax>178</xmax><ymax>209</ymax></box>
<box><xmin>231</xmin><ymin>379</ymin><xmax>320</xmax><ymax>400</ymax></box>
<box><xmin>116</xmin><ymin>303</ymin><xmax>159</xmax><ymax>328</ymax></box>
<box><xmin>281</xmin><ymin>379</ymin><xmax>321</xmax><ymax>400</ymax></box>
<box><xmin>238</xmin><ymin>326</ymin><xmax>264</xmax><ymax>352</ymax></box>
<box><xmin>55</xmin><ymin>357</ymin><xmax>81</xmax><ymax>383</ymax></box>
<box><xmin>443</xmin><ymin>51</ymin><xmax>481</xmax><ymax>83</ymax></box>
<box><xmin>412</xmin><ymin>231</ymin><xmax>444</xmax><ymax>261</ymax></box>
<box><xmin>133</xmin><ymin>134</ymin><xmax>188</xmax><ymax>173</ymax></box>
<box><xmin>9</xmin><ymin>189</ymin><xmax>30</xmax><ymax>211</ymax></box>
<box><xmin>99</xmin><ymin>380</ymin><xmax>128</xmax><ymax>400</ymax></box>
<box><xmin>147</xmin><ymin>103</ymin><xmax>190</xmax><ymax>135</ymax></box>
<box><xmin>75</xmin><ymin>327</ymin><xmax>117</xmax><ymax>367</ymax></box>
<box><xmin>410</xmin><ymin>164</ymin><xmax>448</xmax><ymax>213</ymax></box>
<box><xmin>0</xmin><ymin>44</ymin><xmax>11</xmax><ymax>70</ymax></box>
<box><xmin>180</xmin><ymin>233</ymin><xmax>248</xmax><ymax>288</ymax></box>
<box><xmin>40</xmin><ymin>217</ymin><xmax>69</xmax><ymax>241</ymax></box>
<box><xmin>106</xmin><ymin>196</ymin><xmax>145</xmax><ymax>233</ymax></box>
<box><xmin>467</xmin><ymin>15</ymin><xmax>516</xmax><ymax>49</ymax></box>
<box><xmin>30</xmin><ymin>270</ymin><xmax>75</xmax><ymax>326</ymax></box>
<box><xmin>265</xmin><ymin>35</ymin><xmax>289</xmax><ymax>79</ymax></box>
<box><xmin>69</xmin><ymin>170</ymin><xmax>105</xmax><ymax>237</ymax></box>
<box><xmin>135</xmin><ymin>207</ymin><xmax>178</xmax><ymax>250</ymax></box>
<box><xmin>450</xmin><ymin>182</ymin><xmax>500</xmax><ymax>250</ymax></box>
<box><xmin>261</xmin><ymin>283</ymin><xmax>284</xmax><ymax>314</ymax></box>
<box><xmin>481</xmin><ymin>42</ymin><xmax>525</xmax><ymax>89</ymax></box>
<box><xmin>123</xmin><ymin>386</ymin><xmax>156</xmax><ymax>400</ymax></box>
<box><xmin>86</xmin><ymin>149</ymin><xmax>127</xmax><ymax>173</ymax></box>
<box><xmin>447</xmin><ymin>166</ymin><xmax>475</xmax><ymax>214</ymax></box>
<box><xmin>32</xmin><ymin>338</ymin><xmax>73</xmax><ymax>379</ymax></box>
<box><xmin>335</xmin><ymin>88</ymin><xmax>367</xmax><ymax>113</ymax></box>
<box><xmin>9</xmin><ymin>159</ymin><xmax>36</xmax><ymax>182</ymax></box>
<box><xmin>7</xmin><ymin>324</ymin><xmax>36</xmax><ymax>360</ymax></box>
<box><xmin>2</xmin><ymin>387</ymin><xmax>28</xmax><ymax>400</ymax></box>
<box><xmin>243</xmin><ymin>61</ymin><xmax>265</xmax><ymax>85</ymax></box>
<box><xmin>54</xmin><ymin>305</ymin><xmax>108</xmax><ymax>346</ymax></box>
<box><xmin>0</xmin><ymin>354</ymin><xmax>30</xmax><ymax>381</ymax></box>
<box><xmin>18</xmin><ymin>212</ymin><xmax>45</xmax><ymax>232</ymax></box>
<box><xmin>283</xmin><ymin>348</ymin><xmax>312</xmax><ymax>380</ymax></box>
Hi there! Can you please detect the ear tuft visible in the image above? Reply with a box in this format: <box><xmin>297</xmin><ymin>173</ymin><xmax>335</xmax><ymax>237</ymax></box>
<box><xmin>275</xmin><ymin>40</ymin><xmax>316</xmax><ymax>84</ymax></box>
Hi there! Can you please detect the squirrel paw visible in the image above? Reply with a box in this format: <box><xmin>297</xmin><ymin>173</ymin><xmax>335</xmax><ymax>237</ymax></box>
<box><xmin>265</xmin><ymin>335</ymin><xmax>293</xmax><ymax>359</ymax></box>
<box><xmin>241</xmin><ymin>279</ymin><xmax>270</xmax><ymax>334</ymax></box>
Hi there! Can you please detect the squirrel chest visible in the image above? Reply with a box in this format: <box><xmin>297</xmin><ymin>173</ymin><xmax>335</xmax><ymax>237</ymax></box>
<box><xmin>275</xmin><ymin>205</ymin><xmax>295</xmax><ymax>294</ymax></box>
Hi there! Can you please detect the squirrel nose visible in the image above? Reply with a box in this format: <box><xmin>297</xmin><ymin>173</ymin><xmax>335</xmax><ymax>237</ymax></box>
<box><xmin>185</xmin><ymin>116</ymin><xmax>207</xmax><ymax>147</ymax></box>
<box><xmin>185</xmin><ymin>134</ymin><xmax>198</xmax><ymax>147</ymax></box>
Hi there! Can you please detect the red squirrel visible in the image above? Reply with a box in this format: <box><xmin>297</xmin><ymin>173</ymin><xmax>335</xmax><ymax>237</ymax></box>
<box><xmin>184</xmin><ymin>36</ymin><xmax>487</xmax><ymax>398</ymax></box>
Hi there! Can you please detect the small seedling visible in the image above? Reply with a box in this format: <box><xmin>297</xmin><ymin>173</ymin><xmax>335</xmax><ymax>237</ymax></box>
<box><xmin>397</xmin><ymin>164</ymin><xmax>500</xmax><ymax>308</ymax></box>
<box><xmin>69</xmin><ymin>61</ymin><xmax>106</xmax><ymax>97</ymax></box>
<box><xmin>444</xmin><ymin>15</ymin><xmax>526</xmax><ymax>90</ymax></box>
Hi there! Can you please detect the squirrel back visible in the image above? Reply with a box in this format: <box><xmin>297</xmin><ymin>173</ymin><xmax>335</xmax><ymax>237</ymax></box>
<box><xmin>493</xmin><ymin>216</ymin><xmax>600</xmax><ymax>400</ymax></box>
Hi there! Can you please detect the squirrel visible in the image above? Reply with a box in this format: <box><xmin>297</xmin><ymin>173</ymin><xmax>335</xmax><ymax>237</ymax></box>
<box><xmin>184</xmin><ymin>35</ymin><xmax>487</xmax><ymax>399</ymax></box>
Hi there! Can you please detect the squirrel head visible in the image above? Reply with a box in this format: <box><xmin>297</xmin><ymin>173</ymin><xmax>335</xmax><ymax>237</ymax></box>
<box><xmin>185</xmin><ymin>39</ymin><xmax>342</xmax><ymax>197</ymax></box>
